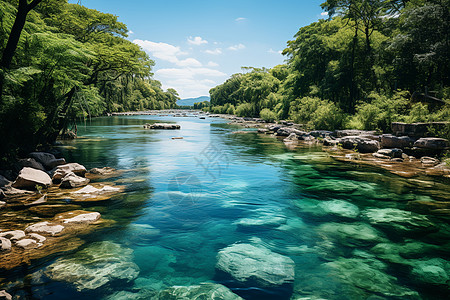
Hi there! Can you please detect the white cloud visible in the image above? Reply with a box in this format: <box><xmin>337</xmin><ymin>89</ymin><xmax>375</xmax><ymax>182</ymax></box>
<box><xmin>235</xmin><ymin>17</ymin><xmax>246</xmax><ymax>22</ymax></box>
<box><xmin>177</xmin><ymin>58</ymin><xmax>202</xmax><ymax>67</ymax></box>
<box><xmin>228</xmin><ymin>43</ymin><xmax>246</xmax><ymax>51</ymax></box>
<box><xmin>163</xmin><ymin>78</ymin><xmax>218</xmax><ymax>99</ymax></box>
<box><xmin>321</xmin><ymin>12</ymin><xmax>328</xmax><ymax>16</ymax></box>
<box><xmin>204</xmin><ymin>48</ymin><xmax>223</xmax><ymax>55</ymax></box>
<box><xmin>207</xmin><ymin>61</ymin><xmax>219</xmax><ymax>67</ymax></box>
<box><xmin>133</xmin><ymin>39</ymin><xmax>187</xmax><ymax>63</ymax></box>
<box><xmin>156</xmin><ymin>67</ymin><xmax>226</xmax><ymax>79</ymax></box>
<box><xmin>128</xmin><ymin>30</ymin><xmax>134</xmax><ymax>35</ymax></box>
<box><xmin>268</xmin><ymin>48</ymin><xmax>282</xmax><ymax>55</ymax></box>
<box><xmin>187</xmin><ymin>36</ymin><xmax>208</xmax><ymax>45</ymax></box>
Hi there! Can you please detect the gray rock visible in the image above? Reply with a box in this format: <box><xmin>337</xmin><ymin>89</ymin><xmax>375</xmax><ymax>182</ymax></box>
<box><xmin>52</xmin><ymin>163</ymin><xmax>87</xmax><ymax>182</ymax></box>
<box><xmin>0</xmin><ymin>175</ymin><xmax>10</xmax><ymax>188</ymax></box>
<box><xmin>257</xmin><ymin>128</ymin><xmax>269</xmax><ymax>134</ymax></box>
<box><xmin>372</xmin><ymin>153</ymin><xmax>390</xmax><ymax>160</ymax></box>
<box><xmin>268</xmin><ymin>124</ymin><xmax>282</xmax><ymax>132</ymax></box>
<box><xmin>410</xmin><ymin>258</ymin><xmax>449</xmax><ymax>286</ymax></box>
<box><xmin>380</xmin><ymin>134</ymin><xmax>415</xmax><ymax>148</ymax></box>
<box><xmin>28</xmin><ymin>233</ymin><xmax>46</xmax><ymax>243</ymax></box>
<box><xmin>323</xmin><ymin>137</ymin><xmax>338</xmax><ymax>146</ymax></box>
<box><xmin>283</xmin><ymin>133</ymin><xmax>298</xmax><ymax>142</ymax></box>
<box><xmin>0</xmin><ymin>237</ymin><xmax>12</xmax><ymax>251</ymax></box>
<box><xmin>28</xmin><ymin>152</ymin><xmax>65</xmax><ymax>170</ymax></box>
<box><xmin>89</xmin><ymin>167</ymin><xmax>116</xmax><ymax>175</ymax></box>
<box><xmin>60</xmin><ymin>172</ymin><xmax>90</xmax><ymax>188</ymax></box>
<box><xmin>276</xmin><ymin>127</ymin><xmax>308</xmax><ymax>137</ymax></box>
<box><xmin>156</xmin><ymin>283</ymin><xmax>243</xmax><ymax>300</ymax></box>
<box><xmin>0</xmin><ymin>230</ymin><xmax>26</xmax><ymax>241</ymax></box>
<box><xmin>309</xmin><ymin>130</ymin><xmax>333</xmax><ymax>138</ymax></box>
<box><xmin>339</xmin><ymin>136</ymin><xmax>380</xmax><ymax>153</ymax></box>
<box><xmin>62</xmin><ymin>212</ymin><xmax>100</xmax><ymax>224</ymax></box>
<box><xmin>1</xmin><ymin>186</ymin><xmax>33</xmax><ymax>196</ymax></box>
<box><xmin>377</xmin><ymin>148</ymin><xmax>403</xmax><ymax>158</ymax></box>
<box><xmin>414</xmin><ymin>137</ymin><xmax>449</xmax><ymax>150</ymax></box>
<box><xmin>335</xmin><ymin>130</ymin><xmax>377</xmax><ymax>138</ymax></box>
<box><xmin>25</xmin><ymin>221</ymin><xmax>64</xmax><ymax>236</ymax></box>
<box><xmin>45</xmin><ymin>241</ymin><xmax>140</xmax><ymax>291</ymax></box>
<box><xmin>12</xmin><ymin>167</ymin><xmax>52</xmax><ymax>190</ymax></box>
<box><xmin>362</xmin><ymin>208</ymin><xmax>437</xmax><ymax>234</ymax></box>
<box><xmin>420</xmin><ymin>156</ymin><xmax>440</xmax><ymax>167</ymax></box>
<box><xmin>18</xmin><ymin>158</ymin><xmax>45</xmax><ymax>171</ymax></box>
<box><xmin>216</xmin><ymin>243</ymin><xmax>295</xmax><ymax>287</ymax></box>
<box><xmin>15</xmin><ymin>238</ymin><xmax>40</xmax><ymax>249</ymax></box>
<box><xmin>144</xmin><ymin>123</ymin><xmax>180</xmax><ymax>129</ymax></box>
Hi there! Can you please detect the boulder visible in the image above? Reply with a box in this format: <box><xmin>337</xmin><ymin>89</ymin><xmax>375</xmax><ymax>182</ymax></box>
<box><xmin>283</xmin><ymin>133</ymin><xmax>298</xmax><ymax>142</ymax></box>
<box><xmin>28</xmin><ymin>233</ymin><xmax>46</xmax><ymax>243</ymax></box>
<box><xmin>29</xmin><ymin>152</ymin><xmax>65</xmax><ymax>170</ymax></box>
<box><xmin>410</xmin><ymin>258</ymin><xmax>449</xmax><ymax>286</ymax></box>
<box><xmin>88</xmin><ymin>167</ymin><xmax>116</xmax><ymax>175</ymax></box>
<box><xmin>17</xmin><ymin>158</ymin><xmax>45</xmax><ymax>171</ymax></box>
<box><xmin>268</xmin><ymin>124</ymin><xmax>282</xmax><ymax>132</ymax></box>
<box><xmin>317</xmin><ymin>222</ymin><xmax>384</xmax><ymax>247</ymax></box>
<box><xmin>309</xmin><ymin>130</ymin><xmax>333</xmax><ymax>138</ymax></box>
<box><xmin>73</xmin><ymin>184</ymin><xmax>120</xmax><ymax>194</ymax></box>
<box><xmin>380</xmin><ymin>134</ymin><xmax>414</xmax><ymax>149</ymax></box>
<box><xmin>257</xmin><ymin>128</ymin><xmax>269</xmax><ymax>134</ymax></box>
<box><xmin>156</xmin><ymin>283</ymin><xmax>243</xmax><ymax>300</ymax></box>
<box><xmin>15</xmin><ymin>238</ymin><xmax>40</xmax><ymax>249</ymax></box>
<box><xmin>323</xmin><ymin>137</ymin><xmax>338</xmax><ymax>146</ymax></box>
<box><xmin>60</xmin><ymin>172</ymin><xmax>90</xmax><ymax>188</ymax></box>
<box><xmin>1</xmin><ymin>186</ymin><xmax>33</xmax><ymax>197</ymax></box>
<box><xmin>62</xmin><ymin>212</ymin><xmax>101</xmax><ymax>224</ymax></box>
<box><xmin>0</xmin><ymin>237</ymin><xmax>11</xmax><ymax>251</ymax></box>
<box><xmin>216</xmin><ymin>243</ymin><xmax>295</xmax><ymax>287</ymax></box>
<box><xmin>25</xmin><ymin>221</ymin><xmax>64</xmax><ymax>236</ymax></box>
<box><xmin>52</xmin><ymin>163</ymin><xmax>87</xmax><ymax>182</ymax></box>
<box><xmin>335</xmin><ymin>130</ymin><xmax>377</xmax><ymax>138</ymax></box>
<box><xmin>0</xmin><ymin>175</ymin><xmax>10</xmax><ymax>188</ymax></box>
<box><xmin>12</xmin><ymin>167</ymin><xmax>52</xmax><ymax>190</ymax></box>
<box><xmin>414</xmin><ymin>137</ymin><xmax>450</xmax><ymax>150</ymax></box>
<box><xmin>45</xmin><ymin>241</ymin><xmax>140</xmax><ymax>291</ymax></box>
<box><xmin>339</xmin><ymin>136</ymin><xmax>380</xmax><ymax>153</ymax></box>
<box><xmin>0</xmin><ymin>230</ymin><xmax>26</xmax><ymax>241</ymax></box>
<box><xmin>376</xmin><ymin>148</ymin><xmax>403</xmax><ymax>159</ymax></box>
<box><xmin>275</xmin><ymin>127</ymin><xmax>308</xmax><ymax>137</ymax></box>
<box><xmin>144</xmin><ymin>123</ymin><xmax>180</xmax><ymax>129</ymax></box>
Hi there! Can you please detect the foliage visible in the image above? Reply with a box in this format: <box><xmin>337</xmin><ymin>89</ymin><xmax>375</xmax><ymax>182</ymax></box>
<box><xmin>260</xmin><ymin>108</ymin><xmax>277</xmax><ymax>122</ymax></box>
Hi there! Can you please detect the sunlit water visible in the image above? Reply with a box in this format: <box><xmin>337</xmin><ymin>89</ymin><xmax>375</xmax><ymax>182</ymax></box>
<box><xmin>3</xmin><ymin>115</ymin><xmax>450</xmax><ymax>299</ymax></box>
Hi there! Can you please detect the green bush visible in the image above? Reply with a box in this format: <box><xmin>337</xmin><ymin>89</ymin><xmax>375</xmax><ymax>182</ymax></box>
<box><xmin>289</xmin><ymin>97</ymin><xmax>346</xmax><ymax>130</ymax></box>
<box><xmin>260</xmin><ymin>108</ymin><xmax>277</xmax><ymax>122</ymax></box>
<box><xmin>235</xmin><ymin>103</ymin><xmax>254</xmax><ymax>117</ymax></box>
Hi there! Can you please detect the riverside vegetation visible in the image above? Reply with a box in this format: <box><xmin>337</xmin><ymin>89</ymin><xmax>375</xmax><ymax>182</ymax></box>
<box><xmin>0</xmin><ymin>0</ymin><xmax>180</xmax><ymax>165</ymax></box>
<box><xmin>206</xmin><ymin>0</ymin><xmax>449</xmax><ymax>137</ymax></box>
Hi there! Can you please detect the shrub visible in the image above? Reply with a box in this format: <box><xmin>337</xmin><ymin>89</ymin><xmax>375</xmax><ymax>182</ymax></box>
<box><xmin>260</xmin><ymin>108</ymin><xmax>277</xmax><ymax>122</ymax></box>
<box><xmin>235</xmin><ymin>103</ymin><xmax>254</xmax><ymax>117</ymax></box>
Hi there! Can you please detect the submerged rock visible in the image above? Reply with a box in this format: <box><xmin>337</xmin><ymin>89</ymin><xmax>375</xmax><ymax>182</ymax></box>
<box><xmin>144</xmin><ymin>123</ymin><xmax>180</xmax><ymax>129</ymax></box>
<box><xmin>12</xmin><ymin>167</ymin><xmax>52</xmax><ymax>190</ymax></box>
<box><xmin>361</xmin><ymin>208</ymin><xmax>437</xmax><ymax>234</ymax></box>
<box><xmin>410</xmin><ymin>258</ymin><xmax>450</xmax><ymax>286</ymax></box>
<box><xmin>60</xmin><ymin>212</ymin><xmax>101</xmax><ymax>224</ymax></box>
<box><xmin>317</xmin><ymin>222</ymin><xmax>385</xmax><ymax>247</ymax></box>
<box><xmin>295</xmin><ymin>199</ymin><xmax>360</xmax><ymax>219</ymax></box>
<box><xmin>216</xmin><ymin>243</ymin><xmax>295</xmax><ymax>287</ymax></box>
<box><xmin>0</xmin><ymin>230</ymin><xmax>26</xmax><ymax>241</ymax></box>
<box><xmin>156</xmin><ymin>283</ymin><xmax>243</xmax><ymax>300</ymax></box>
<box><xmin>15</xmin><ymin>238</ymin><xmax>41</xmax><ymax>249</ymax></box>
<box><xmin>45</xmin><ymin>241</ymin><xmax>140</xmax><ymax>291</ymax></box>
<box><xmin>25</xmin><ymin>221</ymin><xmax>64</xmax><ymax>236</ymax></box>
<box><xmin>0</xmin><ymin>237</ymin><xmax>12</xmax><ymax>251</ymax></box>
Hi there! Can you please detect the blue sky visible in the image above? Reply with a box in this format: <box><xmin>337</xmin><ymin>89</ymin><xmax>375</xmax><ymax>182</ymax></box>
<box><xmin>72</xmin><ymin>0</ymin><xmax>327</xmax><ymax>98</ymax></box>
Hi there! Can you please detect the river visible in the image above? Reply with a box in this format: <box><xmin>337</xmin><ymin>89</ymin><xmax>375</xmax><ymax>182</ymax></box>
<box><xmin>2</xmin><ymin>114</ymin><xmax>449</xmax><ymax>299</ymax></box>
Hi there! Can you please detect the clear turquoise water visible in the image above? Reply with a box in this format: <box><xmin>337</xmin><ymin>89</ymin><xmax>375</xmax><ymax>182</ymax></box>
<box><xmin>3</xmin><ymin>115</ymin><xmax>450</xmax><ymax>299</ymax></box>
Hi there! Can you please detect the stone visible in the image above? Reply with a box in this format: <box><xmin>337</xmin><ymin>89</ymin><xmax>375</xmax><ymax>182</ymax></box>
<box><xmin>0</xmin><ymin>237</ymin><xmax>12</xmax><ymax>251</ymax></box>
<box><xmin>1</xmin><ymin>186</ymin><xmax>33</xmax><ymax>197</ymax></box>
<box><xmin>51</xmin><ymin>163</ymin><xmax>87</xmax><ymax>182</ymax></box>
<box><xmin>216</xmin><ymin>243</ymin><xmax>295</xmax><ymax>287</ymax></box>
<box><xmin>28</xmin><ymin>233</ymin><xmax>46</xmax><ymax>243</ymax></box>
<box><xmin>414</xmin><ymin>137</ymin><xmax>450</xmax><ymax>150</ymax></box>
<box><xmin>372</xmin><ymin>153</ymin><xmax>390</xmax><ymax>159</ymax></box>
<box><xmin>295</xmin><ymin>199</ymin><xmax>359</xmax><ymax>219</ymax></box>
<box><xmin>0</xmin><ymin>175</ymin><xmax>10</xmax><ymax>188</ymax></box>
<box><xmin>339</xmin><ymin>136</ymin><xmax>380</xmax><ymax>153</ymax></box>
<box><xmin>60</xmin><ymin>172</ymin><xmax>90</xmax><ymax>188</ymax></box>
<box><xmin>28</xmin><ymin>152</ymin><xmax>56</xmax><ymax>169</ymax></box>
<box><xmin>0</xmin><ymin>290</ymin><xmax>12</xmax><ymax>300</ymax></box>
<box><xmin>257</xmin><ymin>128</ymin><xmax>269</xmax><ymax>133</ymax></box>
<box><xmin>361</xmin><ymin>208</ymin><xmax>436</xmax><ymax>234</ymax></box>
<box><xmin>317</xmin><ymin>222</ymin><xmax>384</xmax><ymax>247</ymax></box>
<box><xmin>276</xmin><ymin>127</ymin><xmax>308</xmax><ymax>137</ymax></box>
<box><xmin>335</xmin><ymin>130</ymin><xmax>377</xmax><ymax>138</ymax></box>
<box><xmin>0</xmin><ymin>230</ymin><xmax>26</xmax><ymax>241</ymax></box>
<box><xmin>420</xmin><ymin>156</ymin><xmax>440</xmax><ymax>167</ymax></box>
<box><xmin>62</xmin><ymin>212</ymin><xmax>101</xmax><ymax>224</ymax></box>
<box><xmin>283</xmin><ymin>133</ymin><xmax>298</xmax><ymax>142</ymax></box>
<box><xmin>89</xmin><ymin>167</ymin><xmax>116</xmax><ymax>175</ymax></box>
<box><xmin>323</xmin><ymin>137</ymin><xmax>338</xmax><ymax>146</ymax></box>
<box><xmin>73</xmin><ymin>185</ymin><xmax>120</xmax><ymax>194</ymax></box>
<box><xmin>45</xmin><ymin>241</ymin><xmax>140</xmax><ymax>291</ymax></box>
<box><xmin>25</xmin><ymin>221</ymin><xmax>64</xmax><ymax>236</ymax></box>
<box><xmin>144</xmin><ymin>123</ymin><xmax>180</xmax><ymax>129</ymax></box>
<box><xmin>156</xmin><ymin>283</ymin><xmax>243</xmax><ymax>300</ymax></box>
<box><xmin>0</xmin><ymin>200</ymin><xmax>5</xmax><ymax>207</ymax></box>
<box><xmin>380</xmin><ymin>134</ymin><xmax>415</xmax><ymax>149</ymax></box>
<box><xmin>18</xmin><ymin>158</ymin><xmax>46</xmax><ymax>171</ymax></box>
<box><xmin>377</xmin><ymin>148</ymin><xmax>403</xmax><ymax>158</ymax></box>
<box><xmin>410</xmin><ymin>258</ymin><xmax>449</xmax><ymax>286</ymax></box>
<box><xmin>268</xmin><ymin>124</ymin><xmax>282</xmax><ymax>132</ymax></box>
<box><xmin>309</xmin><ymin>130</ymin><xmax>333</xmax><ymax>138</ymax></box>
<box><xmin>12</xmin><ymin>167</ymin><xmax>52</xmax><ymax>190</ymax></box>
<box><xmin>15</xmin><ymin>238</ymin><xmax>40</xmax><ymax>249</ymax></box>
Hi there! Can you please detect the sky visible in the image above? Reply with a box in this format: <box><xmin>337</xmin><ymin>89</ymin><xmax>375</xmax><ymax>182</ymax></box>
<box><xmin>71</xmin><ymin>0</ymin><xmax>328</xmax><ymax>99</ymax></box>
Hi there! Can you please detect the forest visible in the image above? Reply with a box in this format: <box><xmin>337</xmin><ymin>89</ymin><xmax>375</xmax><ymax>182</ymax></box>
<box><xmin>0</xmin><ymin>0</ymin><xmax>179</xmax><ymax>165</ymax></box>
<box><xmin>208</xmin><ymin>0</ymin><xmax>449</xmax><ymax>133</ymax></box>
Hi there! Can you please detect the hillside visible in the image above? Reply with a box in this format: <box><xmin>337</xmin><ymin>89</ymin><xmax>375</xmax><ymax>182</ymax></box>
<box><xmin>177</xmin><ymin>96</ymin><xmax>210</xmax><ymax>107</ymax></box>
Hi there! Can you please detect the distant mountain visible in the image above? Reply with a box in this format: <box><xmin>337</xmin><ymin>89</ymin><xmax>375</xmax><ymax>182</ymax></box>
<box><xmin>177</xmin><ymin>96</ymin><xmax>210</xmax><ymax>107</ymax></box>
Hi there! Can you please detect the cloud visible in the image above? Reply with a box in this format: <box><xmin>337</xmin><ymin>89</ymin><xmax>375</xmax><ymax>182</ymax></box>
<box><xmin>177</xmin><ymin>58</ymin><xmax>202</xmax><ymax>67</ymax></box>
<box><xmin>187</xmin><ymin>36</ymin><xmax>208</xmax><ymax>45</ymax></box>
<box><xmin>228</xmin><ymin>43</ymin><xmax>246</xmax><ymax>51</ymax></box>
<box><xmin>321</xmin><ymin>12</ymin><xmax>328</xmax><ymax>16</ymax></box>
<box><xmin>156</xmin><ymin>67</ymin><xmax>226</xmax><ymax>79</ymax></box>
<box><xmin>235</xmin><ymin>17</ymin><xmax>246</xmax><ymax>22</ymax></box>
<box><xmin>163</xmin><ymin>78</ymin><xmax>218</xmax><ymax>98</ymax></box>
<box><xmin>133</xmin><ymin>39</ymin><xmax>187</xmax><ymax>63</ymax></box>
<box><xmin>207</xmin><ymin>61</ymin><xmax>219</xmax><ymax>67</ymax></box>
<box><xmin>268</xmin><ymin>48</ymin><xmax>282</xmax><ymax>55</ymax></box>
<box><xmin>128</xmin><ymin>30</ymin><xmax>134</xmax><ymax>35</ymax></box>
<box><xmin>204</xmin><ymin>48</ymin><xmax>223</xmax><ymax>55</ymax></box>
